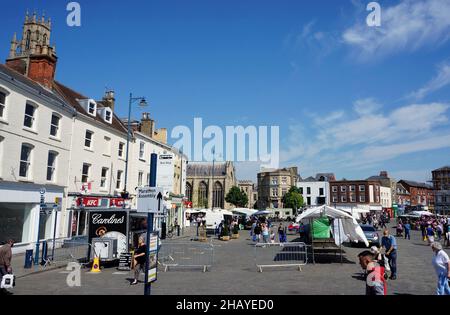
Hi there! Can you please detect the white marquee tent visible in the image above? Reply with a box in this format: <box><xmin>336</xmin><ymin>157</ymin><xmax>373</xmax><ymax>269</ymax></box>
<box><xmin>296</xmin><ymin>205</ymin><xmax>369</xmax><ymax>247</ymax></box>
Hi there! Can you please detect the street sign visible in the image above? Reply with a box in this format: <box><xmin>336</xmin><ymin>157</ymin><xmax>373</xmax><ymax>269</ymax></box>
<box><xmin>136</xmin><ymin>187</ymin><xmax>164</xmax><ymax>213</ymax></box>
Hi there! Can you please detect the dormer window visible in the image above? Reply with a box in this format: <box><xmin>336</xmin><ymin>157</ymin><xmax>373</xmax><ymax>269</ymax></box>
<box><xmin>88</xmin><ymin>102</ymin><xmax>96</xmax><ymax>115</ymax></box>
<box><xmin>105</xmin><ymin>109</ymin><xmax>112</xmax><ymax>123</ymax></box>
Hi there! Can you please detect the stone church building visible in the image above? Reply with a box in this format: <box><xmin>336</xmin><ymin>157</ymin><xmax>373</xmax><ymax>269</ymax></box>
<box><xmin>186</xmin><ymin>162</ymin><xmax>237</xmax><ymax>210</ymax></box>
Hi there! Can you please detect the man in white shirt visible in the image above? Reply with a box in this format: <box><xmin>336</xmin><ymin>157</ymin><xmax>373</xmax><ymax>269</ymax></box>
<box><xmin>431</xmin><ymin>242</ymin><xmax>450</xmax><ymax>295</ymax></box>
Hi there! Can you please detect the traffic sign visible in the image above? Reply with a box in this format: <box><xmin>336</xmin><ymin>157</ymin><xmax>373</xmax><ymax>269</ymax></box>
<box><xmin>136</xmin><ymin>187</ymin><xmax>164</xmax><ymax>213</ymax></box>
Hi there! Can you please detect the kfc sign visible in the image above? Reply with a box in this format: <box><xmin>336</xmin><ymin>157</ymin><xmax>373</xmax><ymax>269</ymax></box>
<box><xmin>77</xmin><ymin>197</ymin><xmax>99</xmax><ymax>207</ymax></box>
<box><xmin>110</xmin><ymin>198</ymin><xmax>125</xmax><ymax>208</ymax></box>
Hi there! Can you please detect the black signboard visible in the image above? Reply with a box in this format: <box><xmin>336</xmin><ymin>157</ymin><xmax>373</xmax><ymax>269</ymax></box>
<box><xmin>88</xmin><ymin>211</ymin><xmax>128</xmax><ymax>260</ymax></box>
<box><xmin>118</xmin><ymin>253</ymin><xmax>132</xmax><ymax>271</ymax></box>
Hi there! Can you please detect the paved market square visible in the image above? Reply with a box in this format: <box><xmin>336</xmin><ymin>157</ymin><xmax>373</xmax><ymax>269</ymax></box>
<box><xmin>9</xmin><ymin>224</ymin><xmax>447</xmax><ymax>295</ymax></box>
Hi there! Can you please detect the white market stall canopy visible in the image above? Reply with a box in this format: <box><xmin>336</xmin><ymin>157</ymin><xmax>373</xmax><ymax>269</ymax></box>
<box><xmin>337</xmin><ymin>206</ymin><xmax>370</xmax><ymax>219</ymax></box>
<box><xmin>296</xmin><ymin>205</ymin><xmax>369</xmax><ymax>247</ymax></box>
<box><xmin>232</xmin><ymin>208</ymin><xmax>258</xmax><ymax>216</ymax></box>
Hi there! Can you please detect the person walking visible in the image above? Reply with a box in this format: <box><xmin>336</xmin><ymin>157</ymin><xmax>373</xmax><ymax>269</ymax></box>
<box><xmin>278</xmin><ymin>223</ymin><xmax>287</xmax><ymax>243</ymax></box>
<box><xmin>427</xmin><ymin>225</ymin><xmax>436</xmax><ymax>245</ymax></box>
<box><xmin>404</xmin><ymin>221</ymin><xmax>411</xmax><ymax>240</ymax></box>
<box><xmin>380</xmin><ymin>215</ymin><xmax>387</xmax><ymax>229</ymax></box>
<box><xmin>254</xmin><ymin>223</ymin><xmax>262</xmax><ymax>243</ymax></box>
<box><xmin>261</xmin><ymin>223</ymin><xmax>270</xmax><ymax>243</ymax></box>
<box><xmin>358</xmin><ymin>250</ymin><xmax>387</xmax><ymax>296</ymax></box>
<box><xmin>0</xmin><ymin>239</ymin><xmax>14</xmax><ymax>295</ymax></box>
<box><xmin>431</xmin><ymin>242</ymin><xmax>450</xmax><ymax>295</ymax></box>
<box><xmin>131</xmin><ymin>237</ymin><xmax>147</xmax><ymax>285</ymax></box>
<box><xmin>381</xmin><ymin>229</ymin><xmax>398</xmax><ymax>280</ymax></box>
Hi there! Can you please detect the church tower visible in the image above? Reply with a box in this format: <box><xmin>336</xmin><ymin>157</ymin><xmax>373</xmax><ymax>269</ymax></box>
<box><xmin>6</xmin><ymin>11</ymin><xmax>57</xmax><ymax>88</ymax></box>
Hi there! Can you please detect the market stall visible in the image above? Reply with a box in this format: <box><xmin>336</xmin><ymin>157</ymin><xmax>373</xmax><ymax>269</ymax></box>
<box><xmin>296</xmin><ymin>205</ymin><xmax>369</xmax><ymax>264</ymax></box>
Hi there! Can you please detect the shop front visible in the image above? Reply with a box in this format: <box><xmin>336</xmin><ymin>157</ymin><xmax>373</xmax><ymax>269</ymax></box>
<box><xmin>0</xmin><ymin>181</ymin><xmax>64</xmax><ymax>253</ymax></box>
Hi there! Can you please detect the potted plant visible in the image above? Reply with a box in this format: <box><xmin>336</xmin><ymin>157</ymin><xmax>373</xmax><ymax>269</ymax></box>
<box><xmin>232</xmin><ymin>224</ymin><xmax>240</xmax><ymax>239</ymax></box>
<box><xmin>221</xmin><ymin>225</ymin><xmax>230</xmax><ymax>241</ymax></box>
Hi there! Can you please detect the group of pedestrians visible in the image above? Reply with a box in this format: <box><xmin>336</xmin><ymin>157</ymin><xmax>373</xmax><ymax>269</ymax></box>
<box><xmin>417</xmin><ymin>216</ymin><xmax>450</xmax><ymax>246</ymax></box>
<box><xmin>250</xmin><ymin>218</ymin><xmax>287</xmax><ymax>244</ymax></box>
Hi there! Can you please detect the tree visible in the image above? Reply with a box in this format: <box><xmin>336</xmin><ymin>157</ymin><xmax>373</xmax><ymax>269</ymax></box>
<box><xmin>282</xmin><ymin>187</ymin><xmax>304</xmax><ymax>214</ymax></box>
<box><xmin>225</xmin><ymin>186</ymin><xmax>249</xmax><ymax>208</ymax></box>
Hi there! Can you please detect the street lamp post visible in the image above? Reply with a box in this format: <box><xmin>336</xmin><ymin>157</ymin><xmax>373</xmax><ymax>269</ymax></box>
<box><xmin>122</xmin><ymin>93</ymin><xmax>148</xmax><ymax>200</ymax></box>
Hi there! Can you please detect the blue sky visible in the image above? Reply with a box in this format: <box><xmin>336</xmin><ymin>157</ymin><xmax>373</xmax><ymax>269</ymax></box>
<box><xmin>2</xmin><ymin>0</ymin><xmax>450</xmax><ymax>182</ymax></box>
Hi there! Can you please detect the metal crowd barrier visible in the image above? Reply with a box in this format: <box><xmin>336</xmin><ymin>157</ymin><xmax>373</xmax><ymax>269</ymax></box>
<box><xmin>254</xmin><ymin>242</ymin><xmax>308</xmax><ymax>273</ymax></box>
<box><xmin>42</xmin><ymin>241</ymin><xmax>91</xmax><ymax>268</ymax></box>
<box><xmin>158</xmin><ymin>242</ymin><xmax>214</xmax><ymax>272</ymax></box>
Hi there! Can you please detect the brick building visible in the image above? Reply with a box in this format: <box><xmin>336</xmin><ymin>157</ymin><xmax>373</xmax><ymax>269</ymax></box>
<box><xmin>397</xmin><ymin>180</ymin><xmax>434</xmax><ymax>209</ymax></box>
<box><xmin>329</xmin><ymin>180</ymin><xmax>382</xmax><ymax>211</ymax></box>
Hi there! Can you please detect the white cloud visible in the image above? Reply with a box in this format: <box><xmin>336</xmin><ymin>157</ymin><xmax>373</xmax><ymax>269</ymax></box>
<box><xmin>408</xmin><ymin>61</ymin><xmax>450</xmax><ymax>100</ymax></box>
<box><xmin>281</xmin><ymin>101</ymin><xmax>450</xmax><ymax>173</ymax></box>
<box><xmin>353</xmin><ymin>98</ymin><xmax>382</xmax><ymax>116</ymax></box>
<box><xmin>342</xmin><ymin>0</ymin><xmax>450</xmax><ymax>61</ymax></box>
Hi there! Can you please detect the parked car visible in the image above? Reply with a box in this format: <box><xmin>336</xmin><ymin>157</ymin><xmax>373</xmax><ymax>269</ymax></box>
<box><xmin>288</xmin><ymin>223</ymin><xmax>300</xmax><ymax>233</ymax></box>
<box><xmin>360</xmin><ymin>224</ymin><xmax>380</xmax><ymax>247</ymax></box>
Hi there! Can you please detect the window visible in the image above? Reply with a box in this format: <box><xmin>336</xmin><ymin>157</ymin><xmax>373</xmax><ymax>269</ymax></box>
<box><xmin>341</xmin><ymin>196</ymin><xmax>347</xmax><ymax>203</ymax></box>
<box><xmin>19</xmin><ymin>144</ymin><xmax>33</xmax><ymax>178</ymax></box>
<box><xmin>307</xmin><ymin>187</ymin><xmax>311</xmax><ymax>195</ymax></box>
<box><xmin>360</xmin><ymin>195</ymin><xmax>366</xmax><ymax>203</ymax></box>
<box><xmin>88</xmin><ymin>102</ymin><xmax>96</xmax><ymax>115</ymax></box>
<box><xmin>341</xmin><ymin>186</ymin><xmax>347</xmax><ymax>192</ymax></box>
<box><xmin>307</xmin><ymin>197</ymin><xmax>311</xmax><ymax>205</ymax></box>
<box><xmin>350</xmin><ymin>185</ymin><xmax>356</xmax><ymax>192</ymax></box>
<box><xmin>46</xmin><ymin>152</ymin><xmax>57</xmax><ymax>182</ymax></box>
<box><xmin>0</xmin><ymin>91</ymin><xmax>5</xmax><ymax>118</ymax></box>
<box><xmin>319</xmin><ymin>188</ymin><xmax>324</xmax><ymax>196</ymax></box>
<box><xmin>24</xmin><ymin>103</ymin><xmax>36</xmax><ymax>128</ymax></box>
<box><xmin>100</xmin><ymin>167</ymin><xmax>108</xmax><ymax>188</ymax></box>
<box><xmin>332</xmin><ymin>196</ymin><xmax>338</xmax><ymax>203</ymax></box>
<box><xmin>138</xmin><ymin>171</ymin><xmax>143</xmax><ymax>186</ymax></box>
<box><xmin>213</xmin><ymin>182</ymin><xmax>224</xmax><ymax>208</ymax></box>
<box><xmin>105</xmin><ymin>110</ymin><xmax>112</xmax><ymax>123</ymax></box>
<box><xmin>350</xmin><ymin>194</ymin><xmax>356</xmax><ymax>203</ymax></box>
<box><xmin>359</xmin><ymin>185</ymin><xmax>365</xmax><ymax>192</ymax></box>
<box><xmin>116</xmin><ymin>171</ymin><xmax>123</xmax><ymax>190</ymax></box>
<box><xmin>25</xmin><ymin>30</ymin><xmax>31</xmax><ymax>49</ymax></box>
<box><xmin>82</xmin><ymin>163</ymin><xmax>90</xmax><ymax>183</ymax></box>
<box><xmin>281</xmin><ymin>177</ymin><xmax>287</xmax><ymax>185</ymax></box>
<box><xmin>84</xmin><ymin>131</ymin><xmax>93</xmax><ymax>148</ymax></box>
<box><xmin>299</xmin><ymin>187</ymin><xmax>303</xmax><ymax>194</ymax></box>
<box><xmin>118</xmin><ymin>142</ymin><xmax>125</xmax><ymax>158</ymax></box>
<box><xmin>139</xmin><ymin>142</ymin><xmax>145</xmax><ymax>160</ymax></box>
<box><xmin>50</xmin><ymin>114</ymin><xmax>60</xmax><ymax>137</ymax></box>
<box><xmin>104</xmin><ymin>137</ymin><xmax>111</xmax><ymax>156</ymax></box>
<box><xmin>332</xmin><ymin>186</ymin><xmax>338</xmax><ymax>193</ymax></box>
<box><xmin>186</xmin><ymin>183</ymin><xmax>193</xmax><ymax>202</ymax></box>
<box><xmin>272</xmin><ymin>188</ymin><xmax>278</xmax><ymax>197</ymax></box>
<box><xmin>271</xmin><ymin>177</ymin><xmax>278</xmax><ymax>185</ymax></box>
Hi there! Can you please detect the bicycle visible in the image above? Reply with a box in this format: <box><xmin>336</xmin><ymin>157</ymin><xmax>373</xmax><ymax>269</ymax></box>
<box><xmin>167</xmin><ymin>226</ymin><xmax>175</xmax><ymax>239</ymax></box>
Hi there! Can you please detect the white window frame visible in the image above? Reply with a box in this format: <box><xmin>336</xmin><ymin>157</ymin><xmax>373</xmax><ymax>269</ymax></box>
<box><xmin>0</xmin><ymin>88</ymin><xmax>8</xmax><ymax>119</ymax></box>
<box><xmin>341</xmin><ymin>196</ymin><xmax>347</xmax><ymax>203</ymax></box>
<box><xmin>359</xmin><ymin>195</ymin><xmax>366</xmax><ymax>203</ymax></box>
<box><xmin>88</xmin><ymin>101</ymin><xmax>96</xmax><ymax>116</ymax></box>
<box><xmin>19</xmin><ymin>143</ymin><xmax>34</xmax><ymax>179</ymax></box>
<box><xmin>139</xmin><ymin>142</ymin><xmax>145</xmax><ymax>160</ymax></box>
<box><xmin>118</xmin><ymin>142</ymin><xmax>125</xmax><ymax>158</ymax></box>
<box><xmin>359</xmin><ymin>185</ymin><xmax>366</xmax><ymax>192</ymax></box>
<box><xmin>85</xmin><ymin>130</ymin><xmax>93</xmax><ymax>149</ymax></box>
<box><xmin>82</xmin><ymin>163</ymin><xmax>91</xmax><ymax>183</ymax></box>
<box><xmin>138</xmin><ymin>171</ymin><xmax>144</xmax><ymax>187</ymax></box>
<box><xmin>341</xmin><ymin>186</ymin><xmax>347</xmax><ymax>192</ymax></box>
<box><xmin>50</xmin><ymin>113</ymin><xmax>61</xmax><ymax>138</ymax></box>
<box><xmin>332</xmin><ymin>186</ymin><xmax>338</xmax><ymax>193</ymax></box>
<box><xmin>24</xmin><ymin>102</ymin><xmax>37</xmax><ymax>129</ymax></box>
<box><xmin>116</xmin><ymin>170</ymin><xmax>123</xmax><ymax>190</ymax></box>
<box><xmin>104</xmin><ymin>136</ymin><xmax>111</xmax><ymax>156</ymax></box>
<box><xmin>100</xmin><ymin>167</ymin><xmax>109</xmax><ymax>189</ymax></box>
<box><xmin>47</xmin><ymin>151</ymin><xmax>58</xmax><ymax>182</ymax></box>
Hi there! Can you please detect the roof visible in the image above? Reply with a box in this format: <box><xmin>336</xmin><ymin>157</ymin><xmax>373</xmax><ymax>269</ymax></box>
<box><xmin>0</xmin><ymin>64</ymin><xmax>128</xmax><ymax>135</ymax></box>
<box><xmin>53</xmin><ymin>81</ymin><xmax>128</xmax><ymax>134</ymax></box>
<box><xmin>399</xmin><ymin>180</ymin><xmax>433</xmax><ymax>189</ymax></box>
<box><xmin>300</xmin><ymin>176</ymin><xmax>316</xmax><ymax>182</ymax></box>
<box><xmin>187</xmin><ymin>162</ymin><xmax>232</xmax><ymax>177</ymax></box>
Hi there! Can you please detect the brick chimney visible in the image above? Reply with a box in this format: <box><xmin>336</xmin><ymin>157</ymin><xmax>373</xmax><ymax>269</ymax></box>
<box><xmin>140</xmin><ymin>113</ymin><xmax>154</xmax><ymax>138</ymax></box>
<box><xmin>27</xmin><ymin>54</ymin><xmax>57</xmax><ymax>88</ymax></box>
<box><xmin>102</xmin><ymin>90</ymin><xmax>115</xmax><ymax>111</ymax></box>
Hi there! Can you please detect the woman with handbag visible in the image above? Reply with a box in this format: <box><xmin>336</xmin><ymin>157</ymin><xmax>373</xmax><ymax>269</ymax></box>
<box><xmin>131</xmin><ymin>237</ymin><xmax>147</xmax><ymax>285</ymax></box>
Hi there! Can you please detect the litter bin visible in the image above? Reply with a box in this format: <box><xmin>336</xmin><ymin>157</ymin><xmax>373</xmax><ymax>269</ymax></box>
<box><xmin>24</xmin><ymin>250</ymin><xmax>33</xmax><ymax>269</ymax></box>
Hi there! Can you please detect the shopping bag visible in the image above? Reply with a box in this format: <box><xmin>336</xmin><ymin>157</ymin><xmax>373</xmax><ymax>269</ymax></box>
<box><xmin>1</xmin><ymin>274</ymin><xmax>15</xmax><ymax>289</ymax></box>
